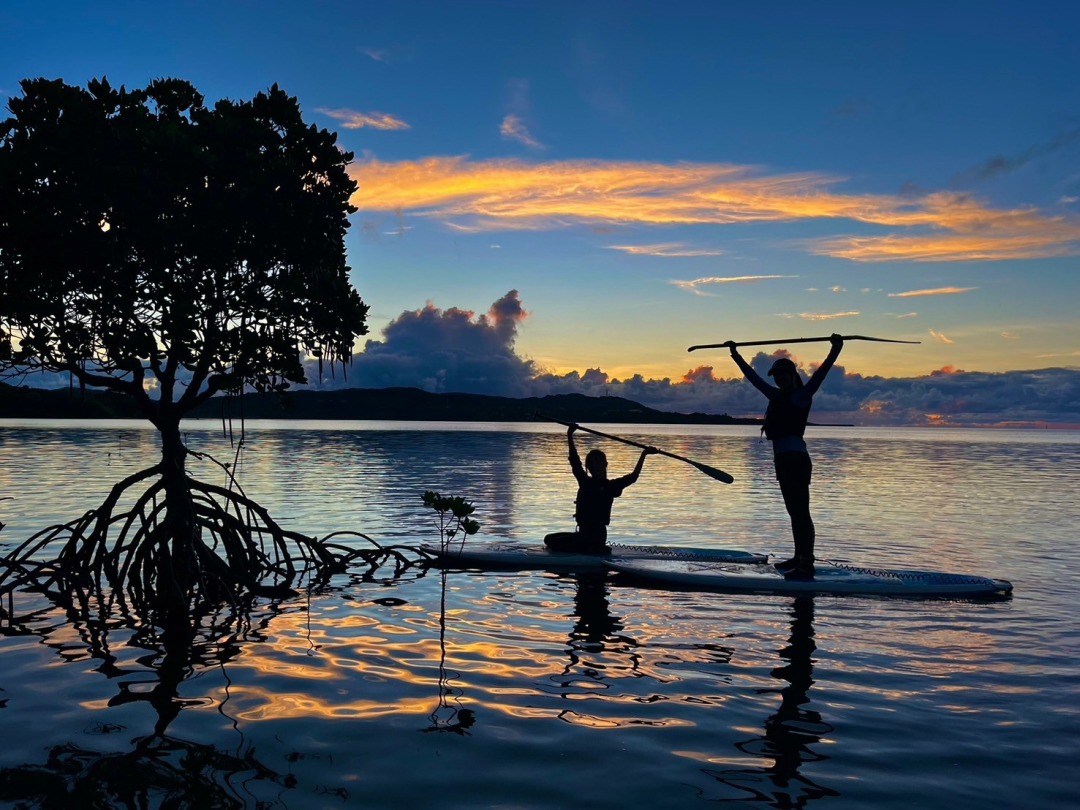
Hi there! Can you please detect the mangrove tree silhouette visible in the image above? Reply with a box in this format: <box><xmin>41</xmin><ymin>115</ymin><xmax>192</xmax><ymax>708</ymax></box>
<box><xmin>0</xmin><ymin>76</ymin><xmax>373</xmax><ymax>614</ymax></box>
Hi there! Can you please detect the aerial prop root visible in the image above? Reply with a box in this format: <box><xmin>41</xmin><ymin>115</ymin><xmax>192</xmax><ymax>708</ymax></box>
<box><xmin>0</xmin><ymin>466</ymin><xmax>418</xmax><ymax>614</ymax></box>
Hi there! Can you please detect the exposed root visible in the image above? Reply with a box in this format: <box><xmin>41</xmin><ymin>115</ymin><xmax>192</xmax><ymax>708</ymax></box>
<box><xmin>0</xmin><ymin>462</ymin><xmax>425</xmax><ymax>629</ymax></box>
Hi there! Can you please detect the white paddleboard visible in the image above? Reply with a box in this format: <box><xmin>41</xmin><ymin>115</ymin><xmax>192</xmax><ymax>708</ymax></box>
<box><xmin>421</xmin><ymin>540</ymin><xmax>767</xmax><ymax>570</ymax></box>
<box><xmin>605</xmin><ymin>558</ymin><xmax>1013</xmax><ymax>597</ymax></box>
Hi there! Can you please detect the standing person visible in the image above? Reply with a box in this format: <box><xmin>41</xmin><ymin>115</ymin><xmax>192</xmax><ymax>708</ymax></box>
<box><xmin>726</xmin><ymin>334</ymin><xmax>844</xmax><ymax>579</ymax></box>
<box><xmin>544</xmin><ymin>424</ymin><xmax>658</xmax><ymax>554</ymax></box>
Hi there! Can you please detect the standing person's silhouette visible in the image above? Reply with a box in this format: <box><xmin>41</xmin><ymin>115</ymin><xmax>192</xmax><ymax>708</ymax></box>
<box><xmin>726</xmin><ymin>335</ymin><xmax>844</xmax><ymax>579</ymax></box>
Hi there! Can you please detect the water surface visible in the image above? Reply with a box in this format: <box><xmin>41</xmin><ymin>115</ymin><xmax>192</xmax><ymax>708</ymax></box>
<box><xmin>0</xmin><ymin>420</ymin><xmax>1076</xmax><ymax>808</ymax></box>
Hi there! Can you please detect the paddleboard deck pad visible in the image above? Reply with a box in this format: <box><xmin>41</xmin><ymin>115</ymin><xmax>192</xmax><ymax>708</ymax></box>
<box><xmin>606</xmin><ymin>558</ymin><xmax>1013</xmax><ymax>597</ymax></box>
<box><xmin>421</xmin><ymin>541</ymin><xmax>767</xmax><ymax>570</ymax></box>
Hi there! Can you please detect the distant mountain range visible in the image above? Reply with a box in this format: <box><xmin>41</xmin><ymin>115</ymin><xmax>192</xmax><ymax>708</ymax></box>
<box><xmin>0</xmin><ymin>383</ymin><xmax>759</xmax><ymax>426</ymax></box>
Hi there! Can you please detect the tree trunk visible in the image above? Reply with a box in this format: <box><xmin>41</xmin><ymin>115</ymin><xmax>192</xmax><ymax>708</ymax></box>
<box><xmin>157</xmin><ymin>418</ymin><xmax>198</xmax><ymax>608</ymax></box>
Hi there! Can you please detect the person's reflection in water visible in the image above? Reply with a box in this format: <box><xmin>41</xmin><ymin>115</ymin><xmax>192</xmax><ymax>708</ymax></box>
<box><xmin>571</xmin><ymin>571</ymin><xmax>620</xmax><ymax>647</ymax></box>
<box><xmin>707</xmin><ymin>597</ymin><xmax>839</xmax><ymax>807</ymax></box>
<box><xmin>554</xmin><ymin>572</ymin><xmax>632</xmax><ymax>693</ymax></box>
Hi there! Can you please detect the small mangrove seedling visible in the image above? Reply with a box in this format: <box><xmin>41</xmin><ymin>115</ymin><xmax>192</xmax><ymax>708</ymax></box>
<box><xmin>421</xmin><ymin>491</ymin><xmax>480</xmax><ymax>551</ymax></box>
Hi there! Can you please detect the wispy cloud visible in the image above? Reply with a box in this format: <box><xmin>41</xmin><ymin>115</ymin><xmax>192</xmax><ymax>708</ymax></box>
<box><xmin>348</xmin><ymin>157</ymin><xmax>1080</xmax><ymax>261</ymax></box>
<box><xmin>930</xmin><ymin>328</ymin><xmax>955</xmax><ymax>344</ymax></box>
<box><xmin>318</xmin><ymin>108</ymin><xmax>410</xmax><ymax>130</ymax></box>
<box><xmin>500</xmin><ymin>114</ymin><xmax>544</xmax><ymax>149</ymax></box>
<box><xmin>362</xmin><ymin>47</ymin><xmax>390</xmax><ymax>63</ymax></box>
<box><xmin>1001</xmin><ymin>331</ymin><xmax>1020</xmax><ymax>340</ymax></box>
<box><xmin>609</xmin><ymin>243</ymin><xmax>724</xmax><ymax>257</ymax></box>
<box><xmin>887</xmin><ymin>287</ymin><xmax>978</xmax><ymax>298</ymax></box>
<box><xmin>951</xmin><ymin>128</ymin><xmax>1080</xmax><ymax>186</ymax></box>
<box><xmin>793</xmin><ymin>311</ymin><xmax>861</xmax><ymax>321</ymax></box>
<box><xmin>670</xmin><ymin>275</ymin><xmax>797</xmax><ymax>296</ymax></box>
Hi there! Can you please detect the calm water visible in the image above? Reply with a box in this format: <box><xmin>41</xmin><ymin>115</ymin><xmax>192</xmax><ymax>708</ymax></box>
<box><xmin>0</xmin><ymin>419</ymin><xmax>1078</xmax><ymax>809</ymax></box>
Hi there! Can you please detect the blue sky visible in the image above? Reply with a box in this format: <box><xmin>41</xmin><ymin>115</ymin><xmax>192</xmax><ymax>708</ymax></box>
<box><xmin>3</xmin><ymin>1</ymin><xmax>1079</xmax><ymax>424</ymax></box>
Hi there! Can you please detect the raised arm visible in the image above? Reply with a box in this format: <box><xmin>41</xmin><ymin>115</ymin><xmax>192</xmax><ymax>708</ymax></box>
<box><xmin>618</xmin><ymin>446</ymin><xmax>659</xmax><ymax>488</ymax></box>
<box><xmin>567</xmin><ymin>424</ymin><xmax>588</xmax><ymax>483</ymax></box>
<box><xmin>804</xmin><ymin>334</ymin><xmax>844</xmax><ymax>396</ymax></box>
<box><xmin>727</xmin><ymin>342</ymin><xmax>775</xmax><ymax>396</ymax></box>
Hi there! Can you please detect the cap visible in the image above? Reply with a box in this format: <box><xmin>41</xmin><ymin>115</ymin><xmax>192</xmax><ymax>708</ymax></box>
<box><xmin>767</xmin><ymin>357</ymin><xmax>797</xmax><ymax>376</ymax></box>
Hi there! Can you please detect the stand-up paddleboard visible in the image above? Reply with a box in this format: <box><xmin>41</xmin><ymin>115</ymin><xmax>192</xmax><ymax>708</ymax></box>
<box><xmin>606</xmin><ymin>558</ymin><xmax>1013</xmax><ymax>597</ymax></box>
<box><xmin>421</xmin><ymin>540</ymin><xmax>767</xmax><ymax>571</ymax></box>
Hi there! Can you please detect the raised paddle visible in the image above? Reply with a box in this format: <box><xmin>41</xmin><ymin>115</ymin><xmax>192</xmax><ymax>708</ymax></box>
<box><xmin>688</xmin><ymin>334</ymin><xmax>920</xmax><ymax>352</ymax></box>
<box><xmin>538</xmin><ymin>413</ymin><xmax>734</xmax><ymax>484</ymax></box>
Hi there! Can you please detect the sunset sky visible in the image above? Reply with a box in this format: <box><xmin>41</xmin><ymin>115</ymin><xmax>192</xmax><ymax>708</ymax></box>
<box><xmin>3</xmin><ymin>1</ymin><xmax>1079</xmax><ymax>422</ymax></box>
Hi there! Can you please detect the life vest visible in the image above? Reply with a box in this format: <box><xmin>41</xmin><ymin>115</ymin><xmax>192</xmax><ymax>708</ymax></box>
<box><xmin>574</xmin><ymin>479</ymin><xmax>625</xmax><ymax>527</ymax></box>
<box><xmin>763</xmin><ymin>391</ymin><xmax>810</xmax><ymax>441</ymax></box>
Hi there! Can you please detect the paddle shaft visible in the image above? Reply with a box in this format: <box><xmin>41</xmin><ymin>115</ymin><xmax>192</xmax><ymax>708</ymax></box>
<box><xmin>688</xmin><ymin>334</ymin><xmax>920</xmax><ymax>352</ymax></box>
<box><xmin>538</xmin><ymin>414</ymin><xmax>733</xmax><ymax>484</ymax></box>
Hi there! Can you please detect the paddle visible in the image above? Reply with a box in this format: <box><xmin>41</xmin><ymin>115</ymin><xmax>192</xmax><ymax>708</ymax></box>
<box><xmin>687</xmin><ymin>334</ymin><xmax>921</xmax><ymax>352</ymax></box>
<box><xmin>537</xmin><ymin>413</ymin><xmax>734</xmax><ymax>484</ymax></box>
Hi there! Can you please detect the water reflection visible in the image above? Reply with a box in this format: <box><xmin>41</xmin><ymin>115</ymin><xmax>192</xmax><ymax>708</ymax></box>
<box><xmin>424</xmin><ymin>568</ymin><xmax>476</xmax><ymax>735</ymax></box>
<box><xmin>554</xmin><ymin>572</ymin><xmax>633</xmax><ymax>695</ymax></box>
<box><xmin>0</xmin><ymin>596</ymin><xmax>352</xmax><ymax>806</ymax></box>
<box><xmin>705</xmin><ymin>597</ymin><xmax>839</xmax><ymax>806</ymax></box>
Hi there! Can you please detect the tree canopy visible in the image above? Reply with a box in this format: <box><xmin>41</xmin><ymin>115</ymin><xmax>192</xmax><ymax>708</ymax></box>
<box><xmin>0</xmin><ymin>76</ymin><xmax>368</xmax><ymax>423</ymax></box>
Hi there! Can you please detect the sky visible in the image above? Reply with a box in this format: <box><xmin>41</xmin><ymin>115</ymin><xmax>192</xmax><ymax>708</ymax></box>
<box><xmin>3</xmin><ymin>1</ymin><xmax>1080</xmax><ymax>425</ymax></box>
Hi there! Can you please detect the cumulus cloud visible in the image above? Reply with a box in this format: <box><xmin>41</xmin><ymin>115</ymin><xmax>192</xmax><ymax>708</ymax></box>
<box><xmin>317</xmin><ymin>108</ymin><xmax>410</xmax><ymax>130</ymax></box>
<box><xmin>308</xmin><ymin>292</ymin><xmax>1080</xmax><ymax>425</ymax></box>
<box><xmin>20</xmin><ymin>288</ymin><xmax>1080</xmax><ymax>426</ymax></box>
<box><xmin>305</xmin><ymin>290</ymin><xmax>537</xmax><ymax>397</ymax></box>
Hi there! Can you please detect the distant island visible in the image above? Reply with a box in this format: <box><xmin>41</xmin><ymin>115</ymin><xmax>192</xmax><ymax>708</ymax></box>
<box><xmin>0</xmin><ymin>382</ymin><xmax>760</xmax><ymax>426</ymax></box>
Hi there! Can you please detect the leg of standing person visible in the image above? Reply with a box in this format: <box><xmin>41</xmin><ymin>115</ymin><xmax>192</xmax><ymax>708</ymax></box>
<box><xmin>775</xmin><ymin>454</ymin><xmax>815</xmax><ymax>574</ymax></box>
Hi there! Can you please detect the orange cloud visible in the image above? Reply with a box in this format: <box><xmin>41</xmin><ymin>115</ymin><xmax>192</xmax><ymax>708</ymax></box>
<box><xmin>682</xmin><ymin>365</ymin><xmax>719</xmax><ymax>383</ymax></box>
<box><xmin>930</xmin><ymin>329</ymin><xmax>955</xmax><ymax>344</ymax></box>
<box><xmin>887</xmin><ymin>287</ymin><xmax>978</xmax><ymax>297</ymax></box>
<box><xmin>346</xmin><ymin>157</ymin><xmax>1080</xmax><ymax>261</ymax></box>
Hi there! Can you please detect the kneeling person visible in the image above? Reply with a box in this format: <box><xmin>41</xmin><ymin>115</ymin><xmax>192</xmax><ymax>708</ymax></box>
<box><xmin>544</xmin><ymin>424</ymin><xmax>657</xmax><ymax>554</ymax></box>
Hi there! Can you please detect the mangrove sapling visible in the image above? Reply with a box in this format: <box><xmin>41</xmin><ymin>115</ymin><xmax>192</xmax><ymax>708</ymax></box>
<box><xmin>421</xmin><ymin>491</ymin><xmax>481</xmax><ymax>553</ymax></box>
<box><xmin>420</xmin><ymin>490</ymin><xmax>481</xmax><ymax>734</ymax></box>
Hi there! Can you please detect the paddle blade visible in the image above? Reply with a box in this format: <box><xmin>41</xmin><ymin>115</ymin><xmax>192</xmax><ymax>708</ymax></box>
<box><xmin>690</xmin><ymin>460</ymin><xmax>734</xmax><ymax>484</ymax></box>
